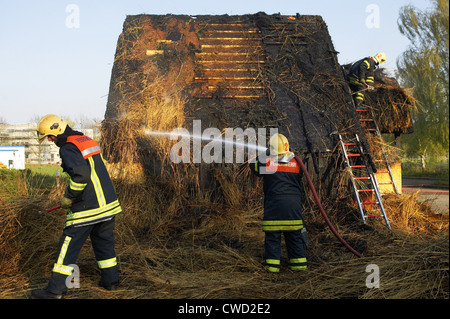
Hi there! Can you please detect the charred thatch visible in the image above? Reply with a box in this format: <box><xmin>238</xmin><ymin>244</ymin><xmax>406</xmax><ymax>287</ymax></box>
<box><xmin>101</xmin><ymin>13</ymin><xmax>383</xmax><ymax>203</ymax></box>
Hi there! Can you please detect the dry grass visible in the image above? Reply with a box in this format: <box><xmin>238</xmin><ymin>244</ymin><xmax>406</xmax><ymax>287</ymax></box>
<box><xmin>366</xmin><ymin>133</ymin><xmax>402</xmax><ymax>164</ymax></box>
<box><xmin>2</xmin><ymin>85</ymin><xmax>445</xmax><ymax>302</ymax></box>
<box><xmin>385</xmin><ymin>192</ymin><xmax>448</xmax><ymax>233</ymax></box>
<box><xmin>0</xmin><ymin>166</ymin><xmax>448</xmax><ymax>299</ymax></box>
<box><xmin>7</xmin><ymin>116</ymin><xmax>443</xmax><ymax>301</ymax></box>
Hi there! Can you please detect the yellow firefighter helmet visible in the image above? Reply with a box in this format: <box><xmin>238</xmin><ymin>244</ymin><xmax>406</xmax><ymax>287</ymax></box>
<box><xmin>269</xmin><ymin>133</ymin><xmax>290</xmax><ymax>156</ymax></box>
<box><xmin>373</xmin><ymin>52</ymin><xmax>386</xmax><ymax>64</ymax></box>
<box><xmin>36</xmin><ymin>114</ymin><xmax>68</xmax><ymax>144</ymax></box>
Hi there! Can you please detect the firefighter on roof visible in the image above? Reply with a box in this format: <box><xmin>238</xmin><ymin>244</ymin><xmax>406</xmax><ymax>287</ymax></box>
<box><xmin>348</xmin><ymin>52</ymin><xmax>386</xmax><ymax>106</ymax></box>
<box><xmin>250</xmin><ymin>133</ymin><xmax>307</xmax><ymax>273</ymax></box>
<box><xmin>31</xmin><ymin>114</ymin><xmax>122</xmax><ymax>299</ymax></box>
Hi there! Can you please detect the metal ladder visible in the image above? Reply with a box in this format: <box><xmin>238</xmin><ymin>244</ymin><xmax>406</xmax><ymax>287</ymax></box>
<box><xmin>356</xmin><ymin>107</ymin><xmax>399</xmax><ymax>195</ymax></box>
<box><xmin>339</xmin><ymin>133</ymin><xmax>391</xmax><ymax>229</ymax></box>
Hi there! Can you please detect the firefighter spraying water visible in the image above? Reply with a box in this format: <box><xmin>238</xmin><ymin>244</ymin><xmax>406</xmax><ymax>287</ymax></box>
<box><xmin>146</xmin><ymin>129</ymin><xmax>363</xmax><ymax>265</ymax></box>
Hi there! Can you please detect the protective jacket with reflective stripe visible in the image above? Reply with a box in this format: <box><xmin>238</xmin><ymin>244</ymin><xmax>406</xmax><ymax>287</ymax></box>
<box><xmin>60</xmin><ymin>133</ymin><xmax>122</xmax><ymax>227</ymax></box>
<box><xmin>250</xmin><ymin>155</ymin><xmax>303</xmax><ymax>232</ymax></box>
<box><xmin>348</xmin><ymin>57</ymin><xmax>377</xmax><ymax>86</ymax></box>
<box><xmin>67</xmin><ymin>135</ymin><xmax>101</xmax><ymax>159</ymax></box>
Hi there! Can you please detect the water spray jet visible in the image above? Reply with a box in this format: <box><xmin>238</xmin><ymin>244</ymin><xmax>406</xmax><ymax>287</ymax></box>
<box><xmin>145</xmin><ymin>129</ymin><xmax>269</xmax><ymax>153</ymax></box>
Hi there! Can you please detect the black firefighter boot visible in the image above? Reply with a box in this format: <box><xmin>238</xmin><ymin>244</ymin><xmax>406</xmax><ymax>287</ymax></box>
<box><xmin>30</xmin><ymin>289</ymin><xmax>65</xmax><ymax>299</ymax></box>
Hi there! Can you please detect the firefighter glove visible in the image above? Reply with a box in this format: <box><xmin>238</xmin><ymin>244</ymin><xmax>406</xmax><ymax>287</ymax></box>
<box><xmin>61</xmin><ymin>197</ymin><xmax>73</xmax><ymax>209</ymax></box>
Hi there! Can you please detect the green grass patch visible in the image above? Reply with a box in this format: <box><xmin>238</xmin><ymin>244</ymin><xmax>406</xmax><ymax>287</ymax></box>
<box><xmin>26</xmin><ymin>164</ymin><xmax>62</xmax><ymax>177</ymax></box>
<box><xmin>0</xmin><ymin>166</ymin><xmax>68</xmax><ymax>202</ymax></box>
<box><xmin>402</xmin><ymin>160</ymin><xmax>449</xmax><ymax>186</ymax></box>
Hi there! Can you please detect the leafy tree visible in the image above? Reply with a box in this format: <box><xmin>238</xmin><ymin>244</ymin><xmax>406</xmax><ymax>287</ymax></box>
<box><xmin>397</xmin><ymin>0</ymin><xmax>449</xmax><ymax>168</ymax></box>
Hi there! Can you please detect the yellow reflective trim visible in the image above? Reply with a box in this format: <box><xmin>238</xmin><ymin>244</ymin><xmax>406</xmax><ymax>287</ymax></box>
<box><xmin>349</xmin><ymin>76</ymin><xmax>360</xmax><ymax>85</ymax></box>
<box><xmin>263</xmin><ymin>225</ymin><xmax>303</xmax><ymax>231</ymax></box>
<box><xmin>262</xmin><ymin>220</ymin><xmax>303</xmax><ymax>231</ymax></box>
<box><xmin>97</xmin><ymin>257</ymin><xmax>117</xmax><ymax>269</ymax></box>
<box><xmin>289</xmin><ymin>265</ymin><xmax>307</xmax><ymax>271</ymax></box>
<box><xmin>254</xmin><ymin>161</ymin><xmax>258</xmax><ymax>173</ymax></box>
<box><xmin>290</xmin><ymin>258</ymin><xmax>307</xmax><ymax>264</ymax></box>
<box><xmin>88</xmin><ymin>157</ymin><xmax>106</xmax><ymax>206</ymax></box>
<box><xmin>69</xmin><ymin>178</ymin><xmax>87</xmax><ymax>191</ymax></box>
<box><xmin>65</xmin><ymin>201</ymin><xmax>121</xmax><ymax>227</ymax></box>
<box><xmin>265</xmin><ymin>259</ymin><xmax>280</xmax><ymax>265</ymax></box>
<box><xmin>265</xmin><ymin>265</ymin><xmax>280</xmax><ymax>273</ymax></box>
<box><xmin>67</xmin><ymin>199</ymin><xmax>120</xmax><ymax>219</ymax></box>
<box><xmin>56</xmin><ymin>236</ymin><xmax>71</xmax><ymax>265</ymax></box>
<box><xmin>101</xmin><ymin>154</ymin><xmax>107</xmax><ymax>165</ymax></box>
<box><xmin>262</xmin><ymin>220</ymin><xmax>303</xmax><ymax>226</ymax></box>
<box><xmin>364</xmin><ymin>60</ymin><xmax>370</xmax><ymax>69</ymax></box>
<box><xmin>52</xmin><ymin>236</ymin><xmax>73</xmax><ymax>275</ymax></box>
<box><xmin>52</xmin><ymin>263</ymin><xmax>74</xmax><ymax>275</ymax></box>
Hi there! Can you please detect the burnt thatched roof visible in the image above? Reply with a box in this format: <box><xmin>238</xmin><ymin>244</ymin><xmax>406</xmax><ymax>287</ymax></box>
<box><xmin>103</xmin><ymin>13</ymin><xmax>368</xmax><ymax>158</ymax></box>
<box><xmin>101</xmin><ymin>13</ymin><xmax>413</xmax><ymax>197</ymax></box>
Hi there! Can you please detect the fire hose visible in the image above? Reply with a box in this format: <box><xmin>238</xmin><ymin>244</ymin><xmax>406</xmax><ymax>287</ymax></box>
<box><xmin>294</xmin><ymin>155</ymin><xmax>363</xmax><ymax>258</ymax></box>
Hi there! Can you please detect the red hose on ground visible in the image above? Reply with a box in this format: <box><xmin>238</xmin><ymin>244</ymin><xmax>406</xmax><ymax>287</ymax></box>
<box><xmin>294</xmin><ymin>155</ymin><xmax>363</xmax><ymax>258</ymax></box>
<box><xmin>402</xmin><ymin>190</ymin><xmax>449</xmax><ymax>193</ymax></box>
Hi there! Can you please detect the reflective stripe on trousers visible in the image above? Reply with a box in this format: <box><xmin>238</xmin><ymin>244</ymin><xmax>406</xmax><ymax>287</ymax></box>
<box><xmin>52</xmin><ymin>236</ymin><xmax>74</xmax><ymax>275</ymax></box>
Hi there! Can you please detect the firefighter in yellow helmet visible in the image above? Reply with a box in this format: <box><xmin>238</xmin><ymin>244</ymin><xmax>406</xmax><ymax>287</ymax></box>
<box><xmin>36</xmin><ymin>114</ymin><xmax>68</xmax><ymax>144</ymax></box>
<box><xmin>32</xmin><ymin>114</ymin><xmax>122</xmax><ymax>299</ymax></box>
<box><xmin>348</xmin><ymin>52</ymin><xmax>386</xmax><ymax>106</ymax></box>
<box><xmin>250</xmin><ymin>133</ymin><xmax>307</xmax><ymax>273</ymax></box>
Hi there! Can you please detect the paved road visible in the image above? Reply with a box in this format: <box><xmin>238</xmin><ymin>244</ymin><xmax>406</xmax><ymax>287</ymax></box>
<box><xmin>402</xmin><ymin>177</ymin><xmax>449</xmax><ymax>214</ymax></box>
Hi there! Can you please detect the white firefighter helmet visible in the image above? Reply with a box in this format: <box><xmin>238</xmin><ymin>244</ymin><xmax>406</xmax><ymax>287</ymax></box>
<box><xmin>373</xmin><ymin>52</ymin><xmax>386</xmax><ymax>64</ymax></box>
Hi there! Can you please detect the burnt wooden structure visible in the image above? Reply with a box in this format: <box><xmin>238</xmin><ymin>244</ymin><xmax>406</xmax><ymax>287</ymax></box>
<box><xmin>102</xmin><ymin>13</ymin><xmax>414</xmax><ymax>204</ymax></box>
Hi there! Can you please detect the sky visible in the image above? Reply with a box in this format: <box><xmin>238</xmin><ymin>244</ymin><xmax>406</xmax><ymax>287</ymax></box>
<box><xmin>0</xmin><ymin>0</ymin><xmax>433</xmax><ymax>125</ymax></box>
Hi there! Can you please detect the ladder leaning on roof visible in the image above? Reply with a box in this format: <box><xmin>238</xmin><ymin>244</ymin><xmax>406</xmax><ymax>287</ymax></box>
<box><xmin>356</xmin><ymin>107</ymin><xmax>399</xmax><ymax>195</ymax></box>
<box><xmin>339</xmin><ymin>133</ymin><xmax>391</xmax><ymax>229</ymax></box>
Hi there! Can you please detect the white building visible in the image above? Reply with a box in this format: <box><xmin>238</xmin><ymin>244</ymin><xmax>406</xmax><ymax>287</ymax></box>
<box><xmin>0</xmin><ymin>123</ymin><xmax>98</xmax><ymax>165</ymax></box>
<box><xmin>0</xmin><ymin>146</ymin><xmax>25</xmax><ymax>169</ymax></box>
